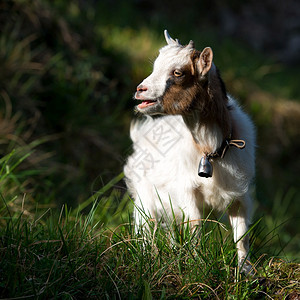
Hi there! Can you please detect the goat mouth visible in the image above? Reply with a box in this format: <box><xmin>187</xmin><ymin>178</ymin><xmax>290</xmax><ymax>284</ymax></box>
<box><xmin>137</xmin><ymin>100</ymin><xmax>158</xmax><ymax>109</ymax></box>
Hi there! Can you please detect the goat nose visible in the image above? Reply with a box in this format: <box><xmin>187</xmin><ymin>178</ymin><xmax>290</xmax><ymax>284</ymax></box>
<box><xmin>137</xmin><ymin>84</ymin><xmax>148</xmax><ymax>92</ymax></box>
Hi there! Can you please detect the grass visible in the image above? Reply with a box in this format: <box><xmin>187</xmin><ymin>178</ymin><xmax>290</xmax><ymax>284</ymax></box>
<box><xmin>1</xmin><ymin>150</ymin><xmax>299</xmax><ymax>299</ymax></box>
<box><xmin>1</xmin><ymin>190</ymin><xmax>300</xmax><ymax>299</ymax></box>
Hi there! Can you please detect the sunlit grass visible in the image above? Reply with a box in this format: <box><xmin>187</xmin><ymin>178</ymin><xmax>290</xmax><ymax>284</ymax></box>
<box><xmin>1</xmin><ymin>189</ymin><xmax>299</xmax><ymax>298</ymax></box>
<box><xmin>1</xmin><ymin>149</ymin><xmax>299</xmax><ymax>298</ymax></box>
<box><xmin>98</xmin><ymin>26</ymin><xmax>163</xmax><ymax>82</ymax></box>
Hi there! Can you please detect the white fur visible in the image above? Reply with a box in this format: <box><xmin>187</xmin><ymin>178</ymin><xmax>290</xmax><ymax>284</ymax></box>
<box><xmin>138</xmin><ymin>45</ymin><xmax>193</xmax><ymax>101</ymax></box>
<box><xmin>124</xmin><ymin>34</ymin><xmax>256</xmax><ymax>272</ymax></box>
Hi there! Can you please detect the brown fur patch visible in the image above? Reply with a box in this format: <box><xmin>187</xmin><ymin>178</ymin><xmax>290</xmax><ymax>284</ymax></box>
<box><xmin>161</xmin><ymin>52</ymin><xmax>231</xmax><ymax>138</ymax></box>
<box><xmin>162</xmin><ymin>62</ymin><xmax>203</xmax><ymax>115</ymax></box>
<box><xmin>229</xmin><ymin>113</ymin><xmax>241</xmax><ymax>140</ymax></box>
<box><xmin>192</xmin><ymin>138</ymin><xmax>214</xmax><ymax>156</ymax></box>
<box><xmin>207</xmin><ymin>68</ymin><xmax>231</xmax><ymax>137</ymax></box>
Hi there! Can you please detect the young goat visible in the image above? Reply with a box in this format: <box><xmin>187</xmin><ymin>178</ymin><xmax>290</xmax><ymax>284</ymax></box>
<box><xmin>124</xmin><ymin>30</ymin><xmax>255</xmax><ymax>273</ymax></box>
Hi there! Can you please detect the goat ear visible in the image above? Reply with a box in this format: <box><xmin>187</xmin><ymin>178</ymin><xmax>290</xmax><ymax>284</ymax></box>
<box><xmin>198</xmin><ymin>47</ymin><xmax>213</xmax><ymax>76</ymax></box>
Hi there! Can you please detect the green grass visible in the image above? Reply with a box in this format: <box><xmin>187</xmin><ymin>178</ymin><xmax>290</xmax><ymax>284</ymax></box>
<box><xmin>1</xmin><ymin>150</ymin><xmax>299</xmax><ymax>299</ymax></box>
<box><xmin>1</xmin><ymin>191</ymin><xmax>300</xmax><ymax>299</ymax></box>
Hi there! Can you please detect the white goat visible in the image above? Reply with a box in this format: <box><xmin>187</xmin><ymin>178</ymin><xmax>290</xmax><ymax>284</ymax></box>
<box><xmin>124</xmin><ymin>30</ymin><xmax>255</xmax><ymax>273</ymax></box>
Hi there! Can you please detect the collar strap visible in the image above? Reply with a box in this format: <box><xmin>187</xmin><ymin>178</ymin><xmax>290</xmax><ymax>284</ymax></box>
<box><xmin>198</xmin><ymin>138</ymin><xmax>246</xmax><ymax>178</ymax></box>
<box><xmin>207</xmin><ymin>138</ymin><xmax>246</xmax><ymax>160</ymax></box>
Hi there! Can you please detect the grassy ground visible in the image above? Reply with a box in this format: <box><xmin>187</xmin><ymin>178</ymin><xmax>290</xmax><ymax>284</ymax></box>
<box><xmin>1</xmin><ymin>192</ymin><xmax>300</xmax><ymax>299</ymax></box>
<box><xmin>1</xmin><ymin>150</ymin><xmax>300</xmax><ymax>299</ymax></box>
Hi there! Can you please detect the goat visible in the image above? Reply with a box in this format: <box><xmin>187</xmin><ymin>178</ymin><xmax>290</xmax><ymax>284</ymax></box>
<box><xmin>124</xmin><ymin>30</ymin><xmax>256</xmax><ymax>273</ymax></box>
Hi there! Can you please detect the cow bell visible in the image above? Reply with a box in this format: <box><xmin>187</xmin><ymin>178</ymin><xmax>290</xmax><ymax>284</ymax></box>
<box><xmin>198</xmin><ymin>156</ymin><xmax>213</xmax><ymax>178</ymax></box>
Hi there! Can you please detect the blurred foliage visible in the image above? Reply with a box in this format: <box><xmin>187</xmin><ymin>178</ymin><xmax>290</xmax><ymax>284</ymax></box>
<box><xmin>0</xmin><ymin>0</ymin><xmax>299</xmax><ymax>258</ymax></box>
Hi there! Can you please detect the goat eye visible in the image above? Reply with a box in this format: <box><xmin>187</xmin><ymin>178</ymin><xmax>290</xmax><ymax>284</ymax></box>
<box><xmin>173</xmin><ymin>70</ymin><xmax>183</xmax><ymax>77</ymax></box>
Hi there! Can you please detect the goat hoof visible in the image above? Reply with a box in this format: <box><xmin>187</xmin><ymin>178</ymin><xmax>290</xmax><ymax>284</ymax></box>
<box><xmin>238</xmin><ymin>259</ymin><xmax>254</xmax><ymax>276</ymax></box>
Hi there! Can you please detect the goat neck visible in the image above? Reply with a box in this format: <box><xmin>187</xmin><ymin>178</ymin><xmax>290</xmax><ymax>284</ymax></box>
<box><xmin>182</xmin><ymin>63</ymin><xmax>232</xmax><ymax>152</ymax></box>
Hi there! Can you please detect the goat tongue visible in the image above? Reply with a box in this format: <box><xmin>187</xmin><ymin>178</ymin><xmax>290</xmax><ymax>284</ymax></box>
<box><xmin>138</xmin><ymin>100</ymin><xmax>156</xmax><ymax>109</ymax></box>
